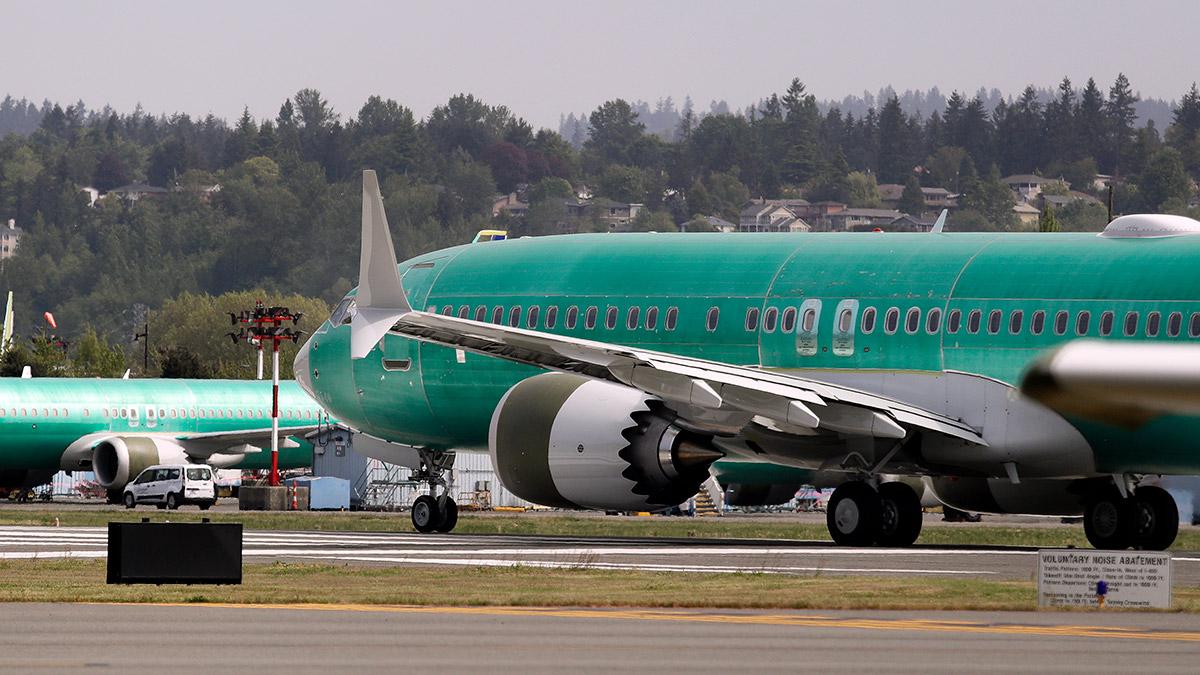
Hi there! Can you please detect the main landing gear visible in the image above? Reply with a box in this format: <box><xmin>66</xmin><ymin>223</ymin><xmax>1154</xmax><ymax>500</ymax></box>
<box><xmin>1083</xmin><ymin>483</ymin><xmax>1178</xmax><ymax>551</ymax></box>
<box><xmin>827</xmin><ymin>480</ymin><xmax>923</xmax><ymax>547</ymax></box>
<box><xmin>409</xmin><ymin>448</ymin><xmax>458</xmax><ymax>534</ymax></box>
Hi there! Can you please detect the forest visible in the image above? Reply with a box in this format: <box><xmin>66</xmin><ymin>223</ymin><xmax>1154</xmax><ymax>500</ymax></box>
<box><xmin>1</xmin><ymin>73</ymin><xmax>1199</xmax><ymax>375</ymax></box>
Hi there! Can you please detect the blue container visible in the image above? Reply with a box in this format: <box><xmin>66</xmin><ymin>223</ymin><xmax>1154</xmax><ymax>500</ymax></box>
<box><xmin>285</xmin><ymin>476</ymin><xmax>350</xmax><ymax>510</ymax></box>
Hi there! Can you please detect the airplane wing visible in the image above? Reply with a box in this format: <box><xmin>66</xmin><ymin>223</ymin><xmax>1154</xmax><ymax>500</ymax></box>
<box><xmin>175</xmin><ymin>425</ymin><xmax>319</xmax><ymax>458</ymax></box>
<box><xmin>1021</xmin><ymin>340</ymin><xmax>1200</xmax><ymax>426</ymax></box>
<box><xmin>347</xmin><ymin>171</ymin><xmax>984</xmax><ymax>450</ymax></box>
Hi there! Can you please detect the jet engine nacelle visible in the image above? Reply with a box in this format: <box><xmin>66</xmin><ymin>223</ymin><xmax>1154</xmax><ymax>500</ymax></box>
<box><xmin>928</xmin><ymin>476</ymin><xmax>1109</xmax><ymax>516</ymax></box>
<box><xmin>92</xmin><ymin>436</ymin><xmax>189</xmax><ymax>490</ymax></box>
<box><xmin>489</xmin><ymin>373</ymin><xmax>722</xmax><ymax>512</ymax></box>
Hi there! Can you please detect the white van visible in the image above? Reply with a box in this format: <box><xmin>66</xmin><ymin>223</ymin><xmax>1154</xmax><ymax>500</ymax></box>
<box><xmin>123</xmin><ymin>464</ymin><xmax>217</xmax><ymax>510</ymax></box>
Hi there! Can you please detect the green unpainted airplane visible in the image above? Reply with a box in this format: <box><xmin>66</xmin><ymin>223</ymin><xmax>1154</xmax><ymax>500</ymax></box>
<box><xmin>0</xmin><ymin>293</ymin><xmax>322</xmax><ymax>497</ymax></box>
<box><xmin>0</xmin><ymin>377</ymin><xmax>322</xmax><ymax>497</ymax></box>
<box><xmin>295</xmin><ymin>170</ymin><xmax>1200</xmax><ymax>549</ymax></box>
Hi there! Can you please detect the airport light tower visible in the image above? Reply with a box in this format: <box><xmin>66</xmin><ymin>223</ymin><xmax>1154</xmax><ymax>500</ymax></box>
<box><xmin>228</xmin><ymin>302</ymin><xmax>304</xmax><ymax>486</ymax></box>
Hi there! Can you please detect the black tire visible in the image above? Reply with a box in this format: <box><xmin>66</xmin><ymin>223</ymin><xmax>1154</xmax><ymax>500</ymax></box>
<box><xmin>123</xmin><ymin>492</ymin><xmax>136</xmax><ymax>509</ymax></box>
<box><xmin>198</xmin><ymin>501</ymin><xmax>212</xmax><ymax>511</ymax></box>
<box><xmin>876</xmin><ymin>482</ymin><xmax>923</xmax><ymax>547</ymax></box>
<box><xmin>1130</xmin><ymin>485</ymin><xmax>1179</xmax><ymax>551</ymax></box>
<box><xmin>411</xmin><ymin>495</ymin><xmax>439</xmax><ymax>533</ymax></box>
<box><xmin>826</xmin><ymin>481</ymin><xmax>881</xmax><ymax>546</ymax></box>
<box><xmin>435</xmin><ymin>496</ymin><xmax>458</xmax><ymax>533</ymax></box>
<box><xmin>165</xmin><ymin>493</ymin><xmax>179</xmax><ymax>510</ymax></box>
<box><xmin>1083</xmin><ymin>489</ymin><xmax>1132</xmax><ymax>550</ymax></box>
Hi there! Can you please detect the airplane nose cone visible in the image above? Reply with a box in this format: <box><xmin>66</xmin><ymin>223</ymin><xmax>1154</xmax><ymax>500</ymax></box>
<box><xmin>293</xmin><ymin>338</ymin><xmax>314</xmax><ymax>397</ymax></box>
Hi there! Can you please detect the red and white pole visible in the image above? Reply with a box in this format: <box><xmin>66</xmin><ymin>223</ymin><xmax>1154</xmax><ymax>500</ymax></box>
<box><xmin>269</xmin><ymin>338</ymin><xmax>280</xmax><ymax>487</ymax></box>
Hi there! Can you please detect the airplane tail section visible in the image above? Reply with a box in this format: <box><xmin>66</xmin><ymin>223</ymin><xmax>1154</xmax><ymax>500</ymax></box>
<box><xmin>1</xmin><ymin>290</ymin><xmax>12</xmax><ymax>354</ymax></box>
<box><xmin>350</xmin><ymin>170</ymin><xmax>413</xmax><ymax>359</ymax></box>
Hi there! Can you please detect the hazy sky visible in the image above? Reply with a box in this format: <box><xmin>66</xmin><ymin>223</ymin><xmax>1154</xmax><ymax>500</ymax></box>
<box><xmin>6</xmin><ymin>1</ymin><xmax>1200</xmax><ymax>128</ymax></box>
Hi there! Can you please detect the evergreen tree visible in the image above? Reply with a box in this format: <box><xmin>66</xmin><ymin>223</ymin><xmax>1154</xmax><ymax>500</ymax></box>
<box><xmin>1105</xmin><ymin>73</ymin><xmax>1139</xmax><ymax>176</ymax></box>
<box><xmin>1077</xmin><ymin>78</ymin><xmax>1107</xmax><ymax>167</ymax></box>
<box><xmin>898</xmin><ymin>175</ymin><xmax>925</xmax><ymax>215</ymax></box>
<box><xmin>1038</xmin><ymin>204</ymin><xmax>1060</xmax><ymax>232</ymax></box>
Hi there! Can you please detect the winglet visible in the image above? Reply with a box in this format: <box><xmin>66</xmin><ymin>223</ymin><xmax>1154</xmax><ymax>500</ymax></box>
<box><xmin>350</xmin><ymin>170</ymin><xmax>412</xmax><ymax>359</ymax></box>
<box><xmin>930</xmin><ymin>209</ymin><xmax>947</xmax><ymax>234</ymax></box>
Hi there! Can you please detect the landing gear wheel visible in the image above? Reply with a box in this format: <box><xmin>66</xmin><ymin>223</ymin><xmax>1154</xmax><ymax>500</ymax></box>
<box><xmin>165</xmin><ymin>493</ymin><xmax>179</xmax><ymax>510</ymax></box>
<box><xmin>827</xmin><ymin>481</ymin><xmax>881</xmax><ymax>546</ymax></box>
<box><xmin>411</xmin><ymin>495</ymin><xmax>439</xmax><ymax>533</ymax></box>
<box><xmin>1084</xmin><ymin>489</ymin><xmax>1132</xmax><ymax>550</ymax></box>
<box><xmin>123</xmin><ymin>492</ymin><xmax>135</xmax><ymax>509</ymax></box>
<box><xmin>435</xmin><ymin>496</ymin><xmax>458</xmax><ymax>532</ymax></box>
<box><xmin>1130</xmin><ymin>486</ymin><xmax>1178</xmax><ymax>551</ymax></box>
<box><xmin>876</xmin><ymin>482</ymin><xmax>923</xmax><ymax>547</ymax></box>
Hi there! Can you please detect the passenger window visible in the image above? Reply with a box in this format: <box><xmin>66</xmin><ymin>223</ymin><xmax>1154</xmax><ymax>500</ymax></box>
<box><xmin>884</xmin><ymin>307</ymin><xmax>900</xmax><ymax>334</ymax></box>
<box><xmin>585</xmin><ymin>306</ymin><xmax>598</xmax><ymax>329</ymax></box>
<box><xmin>546</xmin><ymin>306</ymin><xmax>558</xmax><ymax>329</ymax></box>
<box><xmin>905</xmin><ymin>308</ymin><xmax>921</xmax><ymax>334</ymax></box>
<box><xmin>926</xmin><ymin>307</ymin><xmax>942</xmax><ymax>334</ymax></box>
<box><xmin>1168</xmin><ymin>312</ymin><xmax>1182</xmax><ymax>337</ymax></box>
<box><xmin>1099</xmin><ymin>311</ymin><xmax>1114</xmax><ymax>336</ymax></box>
<box><xmin>1009</xmin><ymin>310</ymin><xmax>1023</xmax><ymax>335</ymax></box>
<box><xmin>605</xmin><ymin>306</ymin><xmax>618</xmax><ymax>329</ymax></box>
<box><xmin>1123</xmin><ymin>311</ymin><xmax>1139</xmax><ymax>337</ymax></box>
<box><xmin>458</xmin><ymin>306</ymin><xmax>470</xmax><ymax>319</ymax></box>
<box><xmin>527</xmin><ymin>306</ymin><xmax>539</xmax><ymax>328</ymax></box>
<box><xmin>566</xmin><ymin>306</ymin><xmax>579</xmax><ymax>329</ymax></box>
<box><xmin>474</xmin><ymin>306</ymin><xmax>487</xmax><ymax>322</ymax></box>
<box><xmin>645</xmin><ymin>307</ymin><xmax>658</xmax><ymax>330</ymax></box>
<box><xmin>968</xmin><ymin>309</ymin><xmax>982</xmax><ymax>334</ymax></box>
<box><xmin>1146</xmin><ymin>311</ymin><xmax>1161</xmax><ymax>337</ymax></box>
<box><xmin>509</xmin><ymin>306</ymin><xmax>522</xmax><ymax>327</ymax></box>
<box><xmin>1075</xmin><ymin>311</ymin><xmax>1091</xmax><ymax>335</ymax></box>
<box><xmin>860</xmin><ymin>307</ymin><xmax>876</xmax><ymax>334</ymax></box>
<box><xmin>745</xmin><ymin>307</ymin><xmax>759</xmax><ymax>331</ymax></box>
<box><xmin>782</xmin><ymin>307</ymin><xmax>797</xmax><ymax>333</ymax></box>
<box><xmin>627</xmin><ymin>306</ymin><xmax>640</xmax><ymax>330</ymax></box>
<box><xmin>947</xmin><ymin>309</ymin><xmax>961</xmax><ymax>334</ymax></box>
<box><xmin>705</xmin><ymin>307</ymin><xmax>720</xmax><ymax>332</ymax></box>
<box><xmin>1191</xmin><ymin>313</ymin><xmax>1200</xmax><ymax>338</ymax></box>
<box><xmin>492</xmin><ymin>306</ymin><xmax>504</xmax><ymax>324</ymax></box>
<box><xmin>665</xmin><ymin>307</ymin><xmax>678</xmax><ymax>331</ymax></box>
<box><xmin>839</xmin><ymin>308</ymin><xmax>853</xmax><ymax>333</ymax></box>
<box><xmin>442</xmin><ymin>305</ymin><xmax>453</xmax><ymax>316</ymax></box>
<box><xmin>1031</xmin><ymin>310</ymin><xmax>1046</xmax><ymax>335</ymax></box>
<box><xmin>762</xmin><ymin>307</ymin><xmax>778</xmax><ymax>333</ymax></box>
<box><xmin>1054</xmin><ymin>310</ymin><xmax>1069</xmax><ymax>335</ymax></box>
<box><xmin>803</xmin><ymin>308</ymin><xmax>818</xmax><ymax>332</ymax></box>
<box><xmin>987</xmin><ymin>309</ymin><xmax>1002</xmax><ymax>334</ymax></box>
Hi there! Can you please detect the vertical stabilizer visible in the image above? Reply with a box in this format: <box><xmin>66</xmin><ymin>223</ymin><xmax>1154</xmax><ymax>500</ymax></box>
<box><xmin>350</xmin><ymin>170</ymin><xmax>413</xmax><ymax>359</ymax></box>
<box><xmin>1</xmin><ymin>291</ymin><xmax>12</xmax><ymax>355</ymax></box>
<box><xmin>930</xmin><ymin>209</ymin><xmax>948</xmax><ymax>234</ymax></box>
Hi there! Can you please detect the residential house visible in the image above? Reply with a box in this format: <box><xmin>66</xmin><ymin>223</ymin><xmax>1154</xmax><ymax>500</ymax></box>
<box><xmin>1013</xmin><ymin>202</ymin><xmax>1041</xmax><ymax>226</ymax></box>
<box><xmin>491</xmin><ymin>193</ymin><xmax>529</xmax><ymax>219</ymax></box>
<box><xmin>825</xmin><ymin>208</ymin><xmax>901</xmax><ymax>231</ymax></box>
<box><xmin>688</xmin><ymin>215</ymin><xmax>736</xmax><ymax>232</ymax></box>
<box><xmin>738</xmin><ymin>202</ymin><xmax>810</xmax><ymax>232</ymax></box>
<box><xmin>109</xmin><ymin>182</ymin><xmax>169</xmax><ymax>202</ymax></box>
<box><xmin>1040</xmin><ymin>191</ymin><xmax>1103</xmax><ymax>212</ymax></box>
<box><xmin>878</xmin><ymin>214</ymin><xmax>936</xmax><ymax>232</ymax></box>
<box><xmin>1</xmin><ymin>220</ymin><xmax>21</xmax><ymax>260</ymax></box>
<box><xmin>878</xmin><ymin>184</ymin><xmax>956</xmax><ymax>212</ymax></box>
<box><xmin>1002</xmin><ymin>174</ymin><xmax>1066</xmax><ymax>203</ymax></box>
<box><xmin>592</xmin><ymin>198</ymin><xmax>644</xmax><ymax>227</ymax></box>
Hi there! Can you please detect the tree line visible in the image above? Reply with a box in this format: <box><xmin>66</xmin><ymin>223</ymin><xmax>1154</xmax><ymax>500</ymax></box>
<box><xmin>1</xmin><ymin>74</ymin><xmax>1198</xmax><ymax>374</ymax></box>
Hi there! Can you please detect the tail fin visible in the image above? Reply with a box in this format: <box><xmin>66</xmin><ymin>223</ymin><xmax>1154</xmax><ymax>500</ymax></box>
<box><xmin>930</xmin><ymin>209</ymin><xmax>948</xmax><ymax>234</ymax></box>
<box><xmin>350</xmin><ymin>170</ymin><xmax>412</xmax><ymax>359</ymax></box>
<box><xmin>1</xmin><ymin>291</ymin><xmax>12</xmax><ymax>355</ymax></box>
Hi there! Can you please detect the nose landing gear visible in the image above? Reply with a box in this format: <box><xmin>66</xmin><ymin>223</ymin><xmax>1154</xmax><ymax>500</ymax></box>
<box><xmin>409</xmin><ymin>449</ymin><xmax>458</xmax><ymax>533</ymax></box>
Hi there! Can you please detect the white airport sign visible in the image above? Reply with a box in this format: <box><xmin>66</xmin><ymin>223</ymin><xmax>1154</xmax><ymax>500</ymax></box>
<box><xmin>1038</xmin><ymin>549</ymin><xmax>1172</xmax><ymax>609</ymax></box>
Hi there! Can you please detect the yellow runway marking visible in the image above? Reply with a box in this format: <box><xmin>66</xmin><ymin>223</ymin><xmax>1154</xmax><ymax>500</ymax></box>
<box><xmin>92</xmin><ymin>602</ymin><xmax>1200</xmax><ymax>642</ymax></box>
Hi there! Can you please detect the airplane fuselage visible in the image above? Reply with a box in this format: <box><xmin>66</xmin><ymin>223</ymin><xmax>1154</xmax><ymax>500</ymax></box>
<box><xmin>303</xmin><ymin>231</ymin><xmax>1200</xmax><ymax>479</ymax></box>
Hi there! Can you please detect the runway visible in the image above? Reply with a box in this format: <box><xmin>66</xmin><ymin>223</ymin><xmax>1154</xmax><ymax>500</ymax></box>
<box><xmin>3</xmin><ymin>602</ymin><xmax>1199</xmax><ymax>672</ymax></box>
<box><xmin>4</xmin><ymin>524</ymin><xmax>1200</xmax><ymax>581</ymax></box>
